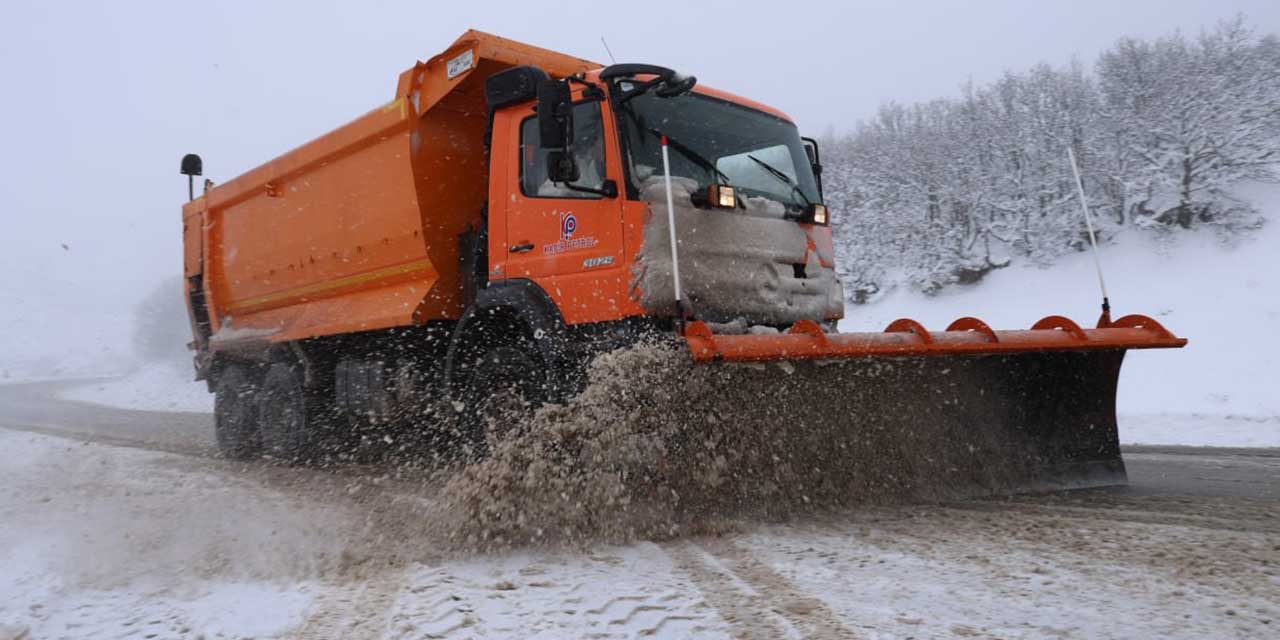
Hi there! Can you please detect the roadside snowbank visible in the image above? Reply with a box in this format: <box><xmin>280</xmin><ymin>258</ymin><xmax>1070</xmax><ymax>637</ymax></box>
<box><xmin>58</xmin><ymin>361</ymin><xmax>211</xmax><ymax>413</ymax></box>
<box><xmin>1120</xmin><ymin>414</ymin><xmax>1280</xmax><ymax>448</ymax></box>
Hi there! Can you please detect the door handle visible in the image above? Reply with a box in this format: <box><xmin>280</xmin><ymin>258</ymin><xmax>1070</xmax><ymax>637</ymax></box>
<box><xmin>509</xmin><ymin>243</ymin><xmax>535</xmax><ymax>253</ymax></box>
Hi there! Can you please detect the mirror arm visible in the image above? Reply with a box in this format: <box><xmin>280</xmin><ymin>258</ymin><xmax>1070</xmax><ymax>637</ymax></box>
<box><xmin>617</xmin><ymin>77</ymin><xmax>664</xmax><ymax>105</ymax></box>
<box><xmin>565</xmin><ymin>75</ymin><xmax>605</xmax><ymax>98</ymax></box>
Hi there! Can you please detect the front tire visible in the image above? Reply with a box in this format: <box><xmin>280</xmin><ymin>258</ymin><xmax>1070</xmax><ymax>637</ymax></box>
<box><xmin>460</xmin><ymin>343</ymin><xmax>547</xmax><ymax>452</ymax></box>
<box><xmin>214</xmin><ymin>364</ymin><xmax>261</xmax><ymax>460</ymax></box>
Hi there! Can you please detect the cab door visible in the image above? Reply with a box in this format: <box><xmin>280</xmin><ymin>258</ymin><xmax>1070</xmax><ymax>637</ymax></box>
<box><xmin>496</xmin><ymin>95</ymin><xmax>627</xmax><ymax>324</ymax></box>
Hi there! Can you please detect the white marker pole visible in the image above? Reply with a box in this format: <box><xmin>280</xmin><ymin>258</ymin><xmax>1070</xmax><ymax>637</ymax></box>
<box><xmin>660</xmin><ymin>136</ymin><xmax>684</xmax><ymax>319</ymax></box>
<box><xmin>1068</xmin><ymin>146</ymin><xmax>1111</xmax><ymax>324</ymax></box>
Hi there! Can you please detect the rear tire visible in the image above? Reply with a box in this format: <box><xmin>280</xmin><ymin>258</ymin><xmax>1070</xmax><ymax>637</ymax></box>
<box><xmin>258</xmin><ymin>362</ymin><xmax>319</xmax><ymax>463</ymax></box>
<box><xmin>214</xmin><ymin>364</ymin><xmax>260</xmax><ymax>460</ymax></box>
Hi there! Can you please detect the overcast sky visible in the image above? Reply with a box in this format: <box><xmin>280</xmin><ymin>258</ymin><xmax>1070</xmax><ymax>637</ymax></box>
<box><xmin>1</xmin><ymin>0</ymin><xmax>1276</xmax><ymax>373</ymax></box>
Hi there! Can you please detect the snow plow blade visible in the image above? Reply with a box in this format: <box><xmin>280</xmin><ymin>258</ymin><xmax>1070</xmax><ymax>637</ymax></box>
<box><xmin>681</xmin><ymin>314</ymin><xmax>1186</xmax><ymax>492</ymax></box>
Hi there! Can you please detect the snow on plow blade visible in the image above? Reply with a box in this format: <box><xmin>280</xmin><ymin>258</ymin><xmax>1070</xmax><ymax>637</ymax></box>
<box><xmin>681</xmin><ymin>314</ymin><xmax>1186</xmax><ymax>492</ymax></box>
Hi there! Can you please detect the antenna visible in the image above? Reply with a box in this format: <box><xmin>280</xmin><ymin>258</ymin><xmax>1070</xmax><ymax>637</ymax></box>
<box><xmin>600</xmin><ymin>37</ymin><xmax>617</xmax><ymax>64</ymax></box>
<box><xmin>1067</xmin><ymin>146</ymin><xmax>1111</xmax><ymax>327</ymax></box>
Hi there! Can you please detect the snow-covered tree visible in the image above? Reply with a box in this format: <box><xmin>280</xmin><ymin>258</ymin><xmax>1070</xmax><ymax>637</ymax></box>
<box><xmin>828</xmin><ymin>16</ymin><xmax>1280</xmax><ymax>300</ymax></box>
<box><xmin>1097</xmin><ymin>17</ymin><xmax>1280</xmax><ymax>230</ymax></box>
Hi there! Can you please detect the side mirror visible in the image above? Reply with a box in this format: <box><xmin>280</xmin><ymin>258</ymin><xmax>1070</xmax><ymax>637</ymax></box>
<box><xmin>546</xmin><ymin>150</ymin><xmax>580</xmax><ymax>183</ymax></box>
<box><xmin>536</xmin><ymin>79</ymin><xmax>573</xmax><ymax>149</ymax></box>
<box><xmin>485</xmin><ymin>65</ymin><xmax>549</xmax><ymax>110</ymax></box>
<box><xmin>801</xmin><ymin>138</ymin><xmax>820</xmax><ymax>167</ymax></box>
<box><xmin>801</xmin><ymin>137</ymin><xmax>824</xmax><ymax>197</ymax></box>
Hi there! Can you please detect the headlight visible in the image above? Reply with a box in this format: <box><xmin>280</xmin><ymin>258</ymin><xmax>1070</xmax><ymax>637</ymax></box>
<box><xmin>808</xmin><ymin>203</ymin><xmax>829</xmax><ymax>226</ymax></box>
<box><xmin>707</xmin><ymin>184</ymin><xmax>736</xmax><ymax>209</ymax></box>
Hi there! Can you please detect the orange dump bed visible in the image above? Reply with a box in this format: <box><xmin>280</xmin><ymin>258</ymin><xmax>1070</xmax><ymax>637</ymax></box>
<box><xmin>183</xmin><ymin>30</ymin><xmax>598</xmax><ymax>346</ymax></box>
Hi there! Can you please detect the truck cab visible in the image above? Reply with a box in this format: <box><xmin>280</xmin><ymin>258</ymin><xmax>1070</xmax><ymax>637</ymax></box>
<box><xmin>482</xmin><ymin>65</ymin><xmax>842</xmax><ymax>331</ymax></box>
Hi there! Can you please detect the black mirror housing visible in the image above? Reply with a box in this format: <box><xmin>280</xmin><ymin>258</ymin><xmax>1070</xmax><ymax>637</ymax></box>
<box><xmin>656</xmin><ymin>73</ymin><xmax>697</xmax><ymax>97</ymax></box>
<box><xmin>536</xmin><ymin>80</ymin><xmax>573</xmax><ymax>149</ymax></box>
<box><xmin>546</xmin><ymin>150</ymin><xmax>580</xmax><ymax>183</ymax></box>
<box><xmin>801</xmin><ymin>137</ymin><xmax>820</xmax><ymax>166</ymax></box>
<box><xmin>485</xmin><ymin>65</ymin><xmax>550</xmax><ymax>110</ymax></box>
<box><xmin>181</xmin><ymin>153</ymin><xmax>203</xmax><ymax>176</ymax></box>
<box><xmin>801</xmin><ymin>137</ymin><xmax>824</xmax><ymax>197</ymax></box>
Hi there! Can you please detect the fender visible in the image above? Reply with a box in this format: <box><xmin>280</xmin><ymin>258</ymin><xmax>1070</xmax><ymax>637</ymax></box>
<box><xmin>444</xmin><ymin>278</ymin><xmax>575</xmax><ymax>399</ymax></box>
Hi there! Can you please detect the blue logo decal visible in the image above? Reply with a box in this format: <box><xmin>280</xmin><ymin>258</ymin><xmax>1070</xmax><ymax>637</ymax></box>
<box><xmin>561</xmin><ymin>212</ymin><xmax>578</xmax><ymax>240</ymax></box>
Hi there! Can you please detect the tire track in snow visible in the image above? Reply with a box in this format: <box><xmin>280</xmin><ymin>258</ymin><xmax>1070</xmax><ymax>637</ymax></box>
<box><xmin>667</xmin><ymin>538</ymin><xmax>857</xmax><ymax>639</ymax></box>
<box><xmin>737</xmin><ymin>507</ymin><xmax>1280</xmax><ymax>640</ymax></box>
<box><xmin>384</xmin><ymin>566</ymin><xmax>479</xmax><ymax>639</ymax></box>
<box><xmin>292</xmin><ymin>569</ymin><xmax>414</xmax><ymax>639</ymax></box>
<box><xmin>371</xmin><ymin>548</ymin><xmax>725</xmax><ymax>639</ymax></box>
<box><xmin>666</xmin><ymin>543</ymin><xmax>788</xmax><ymax>639</ymax></box>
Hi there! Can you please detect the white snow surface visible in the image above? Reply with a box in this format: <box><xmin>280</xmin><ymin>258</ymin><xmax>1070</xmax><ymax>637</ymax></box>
<box><xmin>58</xmin><ymin>361</ymin><xmax>212</xmax><ymax>413</ymax></box>
<box><xmin>1121</xmin><ymin>413</ymin><xmax>1280</xmax><ymax>448</ymax></box>
<box><xmin>840</xmin><ymin>183</ymin><xmax>1280</xmax><ymax>447</ymax></box>
<box><xmin>0</xmin><ymin>430</ymin><xmax>320</xmax><ymax>639</ymax></box>
<box><xmin>2</xmin><ymin>429</ymin><xmax>1276</xmax><ymax>639</ymax></box>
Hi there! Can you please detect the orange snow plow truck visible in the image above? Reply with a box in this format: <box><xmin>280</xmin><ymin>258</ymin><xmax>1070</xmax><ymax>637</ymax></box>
<box><xmin>181</xmin><ymin>30</ymin><xmax>1185</xmax><ymax>488</ymax></box>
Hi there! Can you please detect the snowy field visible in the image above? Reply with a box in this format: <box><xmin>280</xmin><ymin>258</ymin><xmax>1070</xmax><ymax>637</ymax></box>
<box><xmin>2</xmin><ymin>428</ymin><xmax>1276</xmax><ymax>639</ymax></box>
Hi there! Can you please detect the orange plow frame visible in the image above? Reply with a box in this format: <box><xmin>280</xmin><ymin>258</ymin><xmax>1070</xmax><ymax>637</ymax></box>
<box><xmin>684</xmin><ymin>314</ymin><xmax>1186</xmax><ymax>362</ymax></box>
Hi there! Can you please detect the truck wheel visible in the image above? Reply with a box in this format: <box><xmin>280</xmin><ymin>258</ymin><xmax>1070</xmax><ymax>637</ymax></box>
<box><xmin>258</xmin><ymin>362</ymin><xmax>317</xmax><ymax>463</ymax></box>
<box><xmin>463</xmin><ymin>343</ymin><xmax>547</xmax><ymax>451</ymax></box>
<box><xmin>214</xmin><ymin>364</ymin><xmax>261</xmax><ymax>460</ymax></box>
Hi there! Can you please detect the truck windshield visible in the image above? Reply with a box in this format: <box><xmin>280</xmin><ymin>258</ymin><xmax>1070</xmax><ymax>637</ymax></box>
<box><xmin>615</xmin><ymin>90</ymin><xmax>821</xmax><ymax>209</ymax></box>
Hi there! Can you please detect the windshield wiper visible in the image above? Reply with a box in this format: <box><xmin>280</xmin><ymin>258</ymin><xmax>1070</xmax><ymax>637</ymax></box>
<box><xmin>649</xmin><ymin>127</ymin><xmax>733</xmax><ymax>186</ymax></box>
<box><xmin>747</xmin><ymin>154</ymin><xmax>812</xmax><ymax>210</ymax></box>
<box><xmin>616</xmin><ymin>100</ymin><xmax>732</xmax><ymax>187</ymax></box>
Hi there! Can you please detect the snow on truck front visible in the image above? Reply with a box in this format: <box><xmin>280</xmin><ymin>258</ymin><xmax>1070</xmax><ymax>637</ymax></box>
<box><xmin>607</xmin><ymin>75</ymin><xmax>844</xmax><ymax>326</ymax></box>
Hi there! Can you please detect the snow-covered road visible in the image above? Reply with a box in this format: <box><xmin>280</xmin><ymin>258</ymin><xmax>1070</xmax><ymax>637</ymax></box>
<box><xmin>3</xmin><ymin>424</ymin><xmax>1278</xmax><ymax>640</ymax></box>
<box><xmin>3</xmin><ymin>383</ymin><xmax>1280</xmax><ymax>638</ymax></box>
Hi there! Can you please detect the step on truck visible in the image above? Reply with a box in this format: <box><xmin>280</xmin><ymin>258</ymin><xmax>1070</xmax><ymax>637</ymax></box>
<box><xmin>181</xmin><ymin>30</ymin><xmax>1184</xmax><ymax>486</ymax></box>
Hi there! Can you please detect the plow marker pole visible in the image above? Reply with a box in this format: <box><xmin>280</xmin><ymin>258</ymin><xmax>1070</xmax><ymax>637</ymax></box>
<box><xmin>1069</xmin><ymin>146</ymin><xmax>1112</xmax><ymax>323</ymax></box>
<box><xmin>661</xmin><ymin>135</ymin><xmax>685</xmax><ymax>319</ymax></box>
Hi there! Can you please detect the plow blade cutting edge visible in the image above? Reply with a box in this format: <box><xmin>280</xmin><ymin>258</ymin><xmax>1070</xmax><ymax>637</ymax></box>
<box><xmin>679</xmin><ymin>314</ymin><xmax>1186</xmax><ymax>493</ymax></box>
